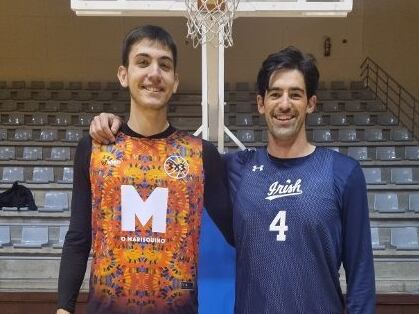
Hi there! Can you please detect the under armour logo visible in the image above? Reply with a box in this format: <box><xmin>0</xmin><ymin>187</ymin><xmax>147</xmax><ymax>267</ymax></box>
<box><xmin>252</xmin><ymin>165</ymin><xmax>264</xmax><ymax>172</ymax></box>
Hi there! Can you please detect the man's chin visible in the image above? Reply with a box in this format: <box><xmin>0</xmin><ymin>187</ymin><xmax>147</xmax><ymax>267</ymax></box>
<box><xmin>269</xmin><ymin>128</ymin><xmax>296</xmax><ymax>142</ymax></box>
<box><xmin>131</xmin><ymin>98</ymin><xmax>168</xmax><ymax>110</ymax></box>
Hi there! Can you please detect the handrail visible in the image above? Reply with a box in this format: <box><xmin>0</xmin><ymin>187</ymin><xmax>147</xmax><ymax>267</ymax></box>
<box><xmin>360</xmin><ymin>57</ymin><xmax>419</xmax><ymax>139</ymax></box>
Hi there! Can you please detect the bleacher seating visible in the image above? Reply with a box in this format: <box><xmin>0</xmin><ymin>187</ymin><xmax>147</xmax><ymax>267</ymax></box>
<box><xmin>63</xmin><ymin>102</ymin><xmax>82</xmax><ymax>113</ymax></box>
<box><xmin>371</xmin><ymin>227</ymin><xmax>385</xmax><ymax>250</ymax></box>
<box><xmin>21</xmin><ymin>147</ymin><xmax>42</xmax><ymax>160</ymax></box>
<box><xmin>52</xmin><ymin>113</ymin><xmax>72</xmax><ymax>126</ymax></box>
<box><xmin>57</xmin><ymin>167</ymin><xmax>74</xmax><ymax>183</ymax></box>
<box><xmin>391</xmin><ymin>227</ymin><xmax>419</xmax><ymax>250</ymax></box>
<box><xmin>48</xmin><ymin>81</ymin><xmax>64</xmax><ymax>90</ymax></box>
<box><xmin>353</xmin><ymin>113</ymin><xmax>372</xmax><ymax>126</ymax></box>
<box><xmin>374</xmin><ymin>193</ymin><xmax>405</xmax><ymax>213</ymax></box>
<box><xmin>13</xmin><ymin>90</ymin><xmax>32</xmax><ymax>100</ymax></box>
<box><xmin>48</xmin><ymin>147</ymin><xmax>71</xmax><ymax>161</ymax></box>
<box><xmin>53</xmin><ymin>225</ymin><xmax>69</xmax><ymax>248</ymax></box>
<box><xmin>234</xmin><ymin>102</ymin><xmax>254</xmax><ymax>113</ymax></box>
<box><xmin>338</xmin><ymin>128</ymin><xmax>359</xmax><ymax>142</ymax></box>
<box><xmin>64</xmin><ymin>129</ymin><xmax>83</xmax><ymax>142</ymax></box>
<box><xmin>0</xmin><ymin>129</ymin><xmax>7</xmax><ymax>140</ymax></box>
<box><xmin>84</xmin><ymin>102</ymin><xmax>103</xmax><ymax>113</ymax></box>
<box><xmin>0</xmin><ymin>80</ymin><xmax>418</xmax><ymax>297</ymax></box>
<box><xmin>391</xmin><ymin>167</ymin><xmax>418</xmax><ymax>185</ymax></box>
<box><xmin>366</xmin><ymin>101</ymin><xmax>386</xmax><ymax>112</ymax></box>
<box><xmin>29</xmin><ymin>81</ymin><xmax>45</xmax><ymax>90</ymax></box>
<box><xmin>107</xmin><ymin>102</ymin><xmax>127</xmax><ymax>113</ymax></box>
<box><xmin>363</xmin><ymin>168</ymin><xmax>386</xmax><ymax>185</ymax></box>
<box><xmin>41</xmin><ymin>101</ymin><xmax>59</xmax><ymax>112</ymax></box>
<box><xmin>347</xmin><ymin>146</ymin><xmax>370</xmax><ymax>161</ymax></box>
<box><xmin>376</xmin><ymin>146</ymin><xmax>399</xmax><ymax>161</ymax></box>
<box><xmin>409</xmin><ymin>193</ymin><xmax>419</xmax><ymax>212</ymax></box>
<box><xmin>237</xmin><ymin>129</ymin><xmax>255</xmax><ymax>143</ymax></box>
<box><xmin>87</xmin><ymin>81</ymin><xmax>101</xmax><ymax>90</ymax></box>
<box><xmin>29</xmin><ymin>167</ymin><xmax>55</xmax><ymax>183</ymax></box>
<box><xmin>330</xmin><ymin>80</ymin><xmax>346</xmax><ymax>90</ymax></box>
<box><xmin>39</xmin><ymin>192</ymin><xmax>69</xmax><ymax>212</ymax></box>
<box><xmin>0</xmin><ymin>147</ymin><xmax>15</xmax><ymax>160</ymax></box>
<box><xmin>377</xmin><ymin>112</ymin><xmax>398</xmax><ymax>126</ymax></box>
<box><xmin>95</xmin><ymin>90</ymin><xmax>113</xmax><ymax>101</ymax></box>
<box><xmin>0</xmin><ymin>90</ymin><xmax>11</xmax><ymax>99</ymax></box>
<box><xmin>1</xmin><ymin>167</ymin><xmax>24</xmax><ymax>183</ymax></box>
<box><xmin>20</xmin><ymin>101</ymin><xmax>39</xmax><ymax>112</ymax></box>
<box><xmin>29</xmin><ymin>113</ymin><xmax>48</xmax><ymax>126</ymax></box>
<box><xmin>313</xmin><ymin>129</ymin><xmax>332</xmax><ymax>142</ymax></box>
<box><xmin>235</xmin><ymin>113</ymin><xmax>253</xmax><ymax>126</ymax></box>
<box><xmin>0</xmin><ymin>100</ymin><xmax>17</xmax><ymax>111</ymax></box>
<box><xmin>39</xmin><ymin>129</ymin><xmax>58</xmax><ymax>141</ymax></box>
<box><xmin>0</xmin><ymin>226</ymin><xmax>11</xmax><ymax>247</ymax></box>
<box><xmin>13</xmin><ymin>226</ymin><xmax>49</xmax><ymax>248</ymax></box>
<box><xmin>330</xmin><ymin>113</ymin><xmax>349</xmax><ymax>126</ymax></box>
<box><xmin>364</xmin><ymin>128</ymin><xmax>385</xmax><ymax>142</ymax></box>
<box><xmin>6</xmin><ymin>113</ymin><xmax>25</xmax><ymax>125</ymax></box>
<box><xmin>391</xmin><ymin>127</ymin><xmax>411</xmax><ymax>141</ymax></box>
<box><xmin>345</xmin><ymin>101</ymin><xmax>363</xmax><ymax>112</ymax></box>
<box><xmin>77</xmin><ymin>113</ymin><xmax>94</xmax><ymax>126</ymax></box>
<box><xmin>405</xmin><ymin>146</ymin><xmax>419</xmax><ymax>160</ymax></box>
<box><xmin>322</xmin><ymin>101</ymin><xmax>340</xmax><ymax>112</ymax></box>
<box><xmin>307</xmin><ymin>113</ymin><xmax>325</xmax><ymax>126</ymax></box>
<box><xmin>14</xmin><ymin>129</ymin><xmax>32</xmax><ymax>141</ymax></box>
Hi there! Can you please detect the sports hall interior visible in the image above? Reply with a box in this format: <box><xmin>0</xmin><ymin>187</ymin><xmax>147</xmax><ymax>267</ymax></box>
<box><xmin>0</xmin><ymin>0</ymin><xmax>418</xmax><ymax>313</ymax></box>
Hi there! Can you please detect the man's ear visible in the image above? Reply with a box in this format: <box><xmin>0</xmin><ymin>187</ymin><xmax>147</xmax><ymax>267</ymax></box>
<box><xmin>117</xmin><ymin>65</ymin><xmax>128</xmax><ymax>88</ymax></box>
<box><xmin>306</xmin><ymin>95</ymin><xmax>317</xmax><ymax>114</ymax></box>
<box><xmin>257</xmin><ymin>94</ymin><xmax>265</xmax><ymax>114</ymax></box>
<box><xmin>172</xmin><ymin>73</ymin><xmax>179</xmax><ymax>94</ymax></box>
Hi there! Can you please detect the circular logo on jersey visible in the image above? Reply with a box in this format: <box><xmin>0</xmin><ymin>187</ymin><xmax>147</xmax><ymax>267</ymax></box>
<box><xmin>164</xmin><ymin>155</ymin><xmax>189</xmax><ymax>179</ymax></box>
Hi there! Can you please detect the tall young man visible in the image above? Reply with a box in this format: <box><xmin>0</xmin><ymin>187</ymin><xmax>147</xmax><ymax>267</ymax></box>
<box><xmin>57</xmin><ymin>25</ymin><xmax>232</xmax><ymax>314</ymax></box>
<box><xmin>89</xmin><ymin>46</ymin><xmax>376</xmax><ymax>313</ymax></box>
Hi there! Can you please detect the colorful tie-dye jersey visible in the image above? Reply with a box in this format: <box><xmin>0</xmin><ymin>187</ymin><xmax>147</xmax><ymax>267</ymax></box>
<box><xmin>88</xmin><ymin>129</ymin><xmax>204</xmax><ymax>313</ymax></box>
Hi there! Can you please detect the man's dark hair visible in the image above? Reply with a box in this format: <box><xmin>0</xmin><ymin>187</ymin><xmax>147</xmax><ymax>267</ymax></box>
<box><xmin>256</xmin><ymin>46</ymin><xmax>319</xmax><ymax>99</ymax></box>
<box><xmin>121</xmin><ymin>25</ymin><xmax>178</xmax><ymax>70</ymax></box>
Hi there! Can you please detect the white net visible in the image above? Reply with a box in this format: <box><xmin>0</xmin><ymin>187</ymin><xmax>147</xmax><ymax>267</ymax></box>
<box><xmin>185</xmin><ymin>0</ymin><xmax>240</xmax><ymax>48</ymax></box>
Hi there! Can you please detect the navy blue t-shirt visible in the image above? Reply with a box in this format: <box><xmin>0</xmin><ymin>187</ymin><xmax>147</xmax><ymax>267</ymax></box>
<box><xmin>225</xmin><ymin>147</ymin><xmax>375</xmax><ymax>314</ymax></box>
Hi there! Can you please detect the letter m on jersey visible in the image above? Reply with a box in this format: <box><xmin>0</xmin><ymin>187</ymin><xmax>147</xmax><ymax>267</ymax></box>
<box><xmin>121</xmin><ymin>185</ymin><xmax>168</xmax><ymax>233</ymax></box>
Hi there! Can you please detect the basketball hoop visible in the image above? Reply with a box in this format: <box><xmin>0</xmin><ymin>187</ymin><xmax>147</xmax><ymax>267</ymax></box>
<box><xmin>185</xmin><ymin>0</ymin><xmax>240</xmax><ymax>48</ymax></box>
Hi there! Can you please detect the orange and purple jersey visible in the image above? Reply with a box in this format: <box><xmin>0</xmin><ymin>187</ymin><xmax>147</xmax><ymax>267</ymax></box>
<box><xmin>58</xmin><ymin>124</ymin><xmax>233</xmax><ymax>314</ymax></box>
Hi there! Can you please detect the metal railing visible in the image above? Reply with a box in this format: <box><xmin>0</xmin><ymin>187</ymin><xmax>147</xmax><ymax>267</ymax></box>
<box><xmin>360</xmin><ymin>57</ymin><xmax>419</xmax><ymax>139</ymax></box>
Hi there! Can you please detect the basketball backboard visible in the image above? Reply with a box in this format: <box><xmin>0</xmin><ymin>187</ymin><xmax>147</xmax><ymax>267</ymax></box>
<box><xmin>71</xmin><ymin>0</ymin><xmax>353</xmax><ymax>17</ymax></box>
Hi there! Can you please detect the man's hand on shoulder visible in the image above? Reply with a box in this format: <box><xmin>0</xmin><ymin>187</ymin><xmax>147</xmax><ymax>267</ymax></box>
<box><xmin>56</xmin><ymin>309</ymin><xmax>71</xmax><ymax>314</ymax></box>
<box><xmin>89</xmin><ymin>113</ymin><xmax>123</xmax><ymax>144</ymax></box>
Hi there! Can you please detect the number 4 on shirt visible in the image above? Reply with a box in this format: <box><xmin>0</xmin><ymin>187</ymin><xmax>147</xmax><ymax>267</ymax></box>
<box><xmin>269</xmin><ymin>210</ymin><xmax>288</xmax><ymax>241</ymax></box>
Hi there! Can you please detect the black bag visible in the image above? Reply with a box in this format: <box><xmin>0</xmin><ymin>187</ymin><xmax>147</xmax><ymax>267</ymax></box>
<box><xmin>0</xmin><ymin>181</ymin><xmax>37</xmax><ymax>210</ymax></box>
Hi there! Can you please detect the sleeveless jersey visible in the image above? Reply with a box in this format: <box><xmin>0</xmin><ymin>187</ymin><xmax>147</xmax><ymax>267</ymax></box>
<box><xmin>88</xmin><ymin>129</ymin><xmax>204</xmax><ymax>313</ymax></box>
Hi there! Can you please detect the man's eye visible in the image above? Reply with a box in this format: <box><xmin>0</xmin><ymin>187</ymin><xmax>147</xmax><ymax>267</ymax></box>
<box><xmin>137</xmin><ymin>60</ymin><xmax>149</xmax><ymax>67</ymax></box>
<box><xmin>291</xmin><ymin>93</ymin><xmax>302</xmax><ymax>99</ymax></box>
<box><xmin>160</xmin><ymin>63</ymin><xmax>172</xmax><ymax>71</ymax></box>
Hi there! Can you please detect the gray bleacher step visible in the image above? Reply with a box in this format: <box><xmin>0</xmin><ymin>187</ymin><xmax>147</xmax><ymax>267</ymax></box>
<box><xmin>369</xmin><ymin>213</ymin><xmax>419</xmax><ymax>220</ymax></box>
<box><xmin>367</xmin><ymin>184</ymin><xmax>419</xmax><ymax>191</ymax></box>
<box><xmin>0</xmin><ymin>141</ymin><xmax>78</xmax><ymax>147</ymax></box>
<box><xmin>0</xmin><ymin>183</ymin><xmax>72</xmax><ymax>190</ymax></box>
<box><xmin>0</xmin><ymin>211</ymin><xmax>70</xmax><ymax>218</ymax></box>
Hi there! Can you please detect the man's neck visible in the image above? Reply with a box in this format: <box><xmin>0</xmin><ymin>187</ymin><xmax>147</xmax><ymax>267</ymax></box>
<box><xmin>127</xmin><ymin>106</ymin><xmax>169</xmax><ymax>137</ymax></box>
<box><xmin>267</xmin><ymin>134</ymin><xmax>315</xmax><ymax>159</ymax></box>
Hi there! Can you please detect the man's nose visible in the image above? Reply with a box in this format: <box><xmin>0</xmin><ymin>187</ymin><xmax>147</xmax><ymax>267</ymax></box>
<box><xmin>277</xmin><ymin>94</ymin><xmax>292</xmax><ymax>110</ymax></box>
<box><xmin>148</xmin><ymin>63</ymin><xmax>162</xmax><ymax>80</ymax></box>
